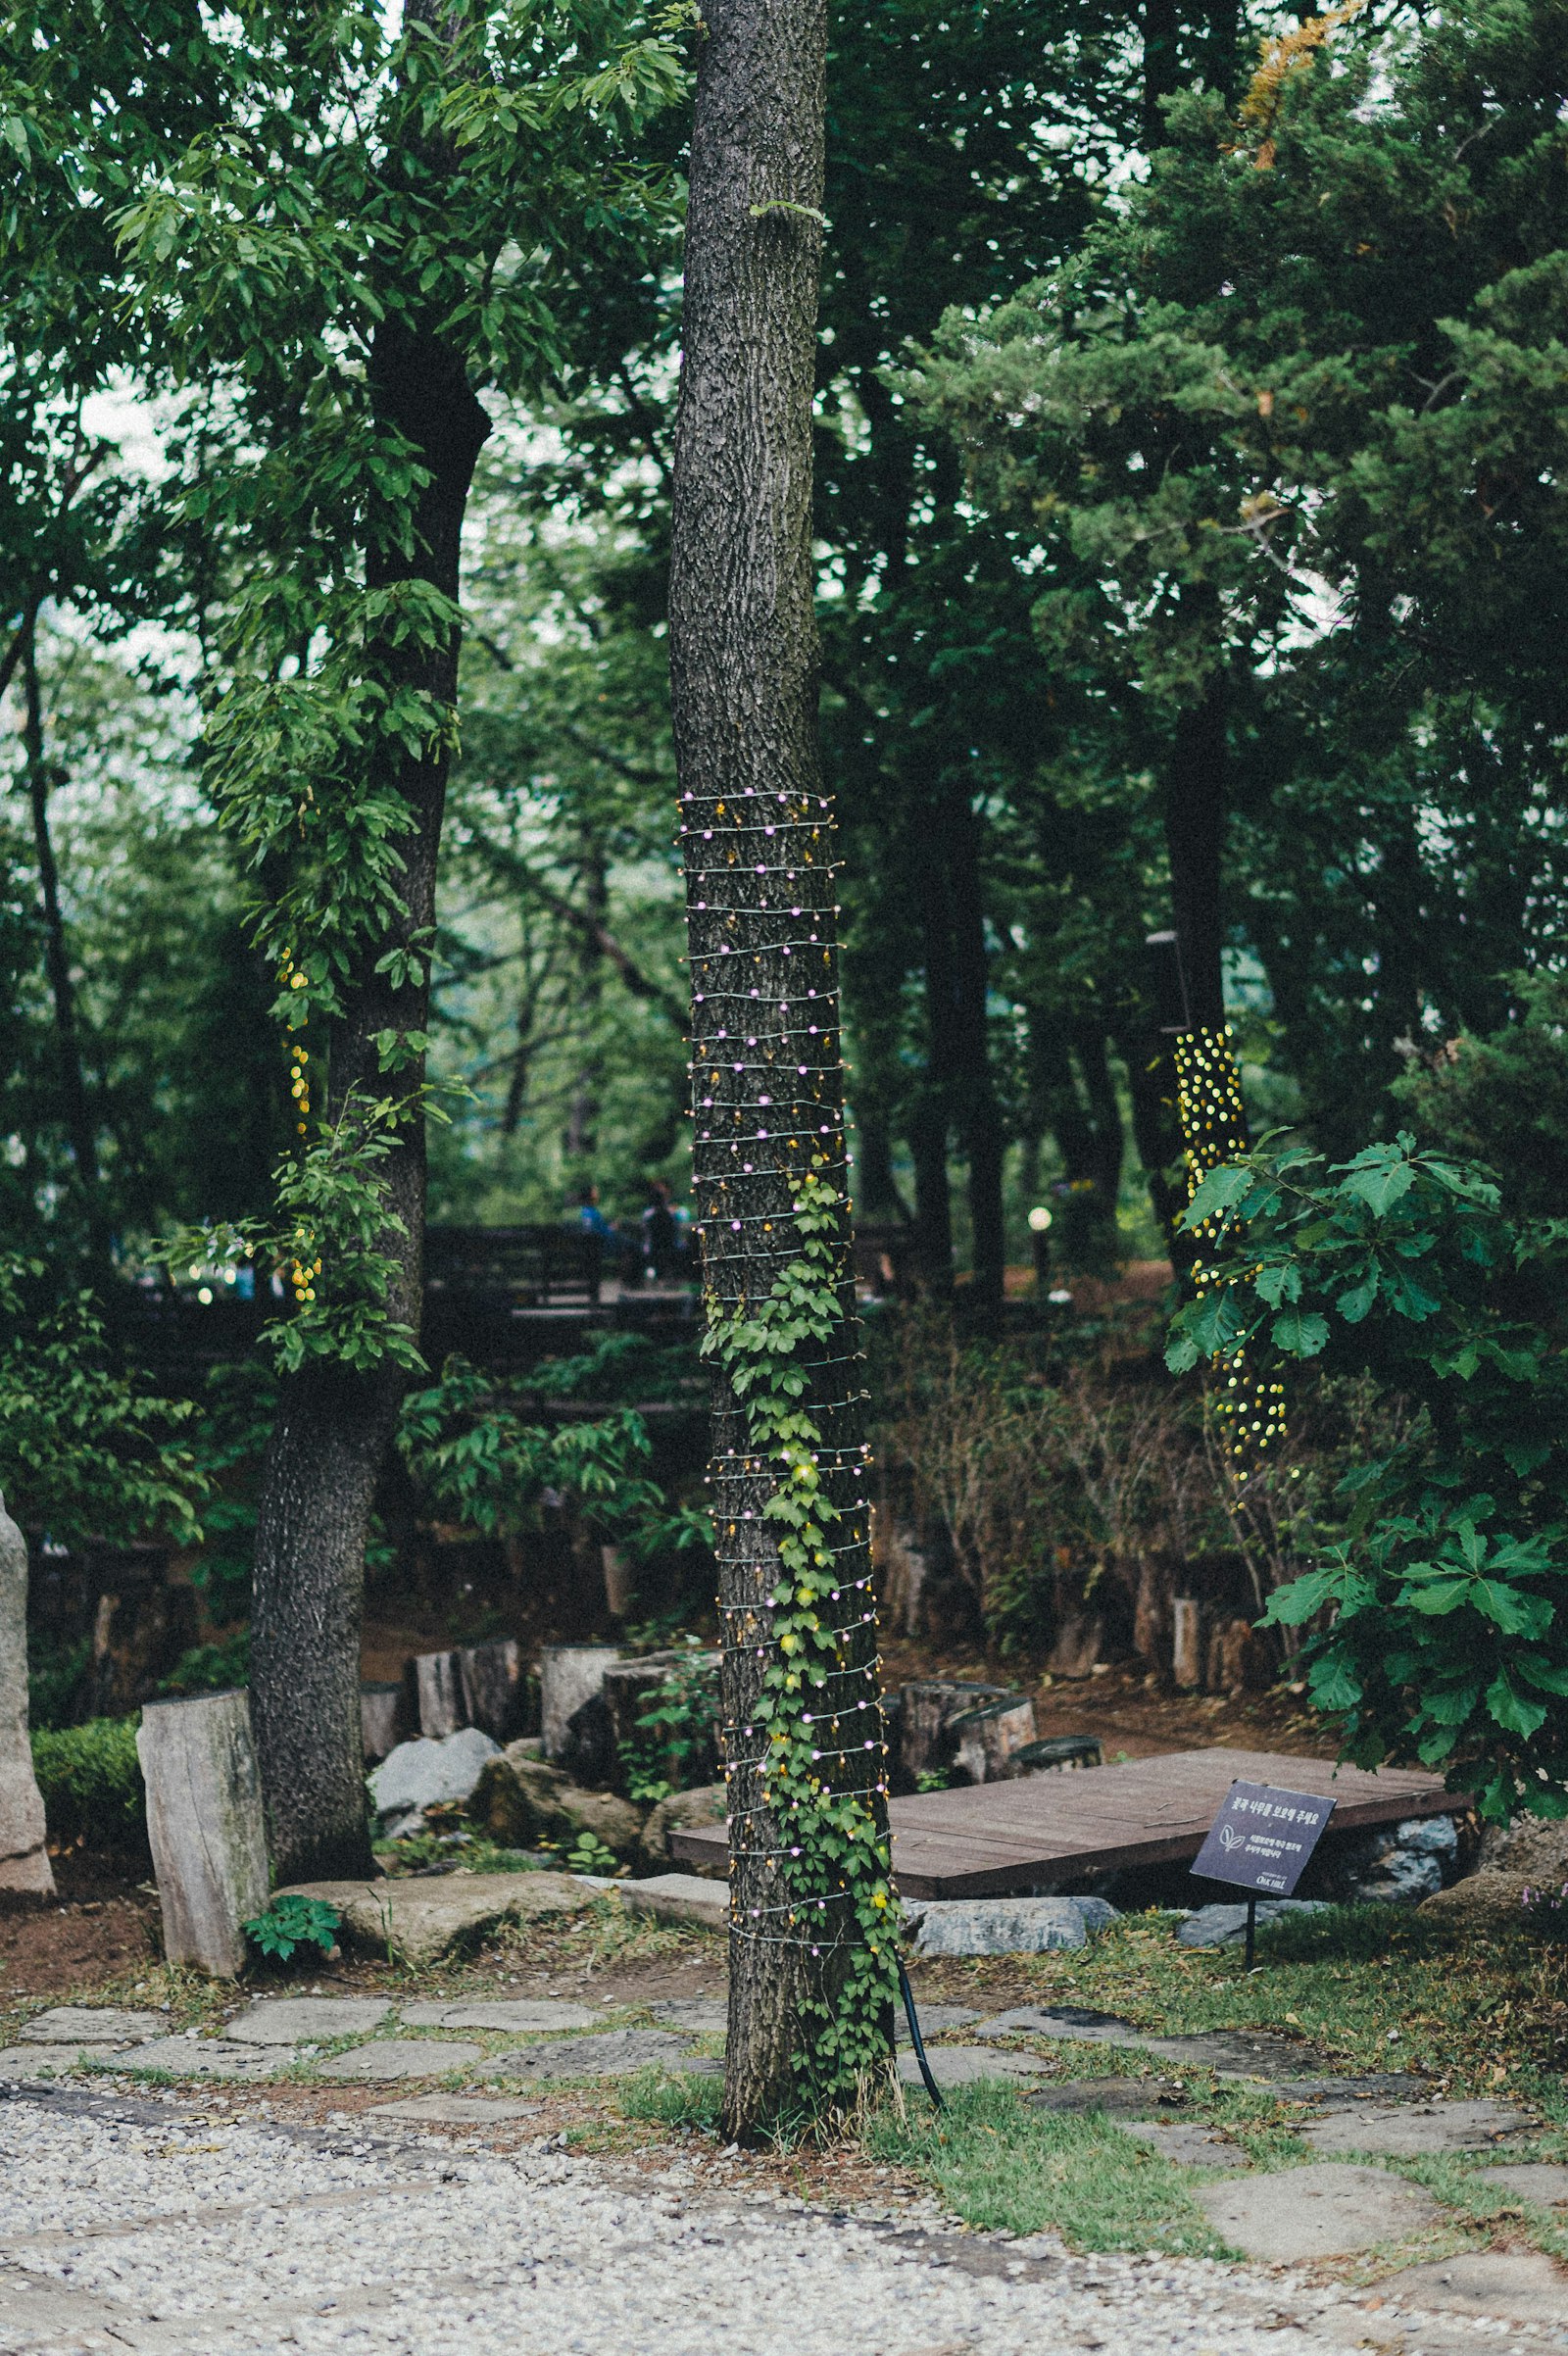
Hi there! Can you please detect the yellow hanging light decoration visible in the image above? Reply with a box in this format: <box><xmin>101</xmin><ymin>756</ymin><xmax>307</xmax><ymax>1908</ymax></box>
<box><xmin>1172</xmin><ymin>1022</ymin><xmax>1286</xmax><ymax>1479</ymax></box>
<box><xmin>279</xmin><ymin>952</ymin><xmax>320</xmax><ymax>1308</ymax></box>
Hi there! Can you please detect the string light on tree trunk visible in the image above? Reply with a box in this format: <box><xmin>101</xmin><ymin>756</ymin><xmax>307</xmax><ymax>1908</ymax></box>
<box><xmin>1172</xmin><ymin>1022</ymin><xmax>1286</xmax><ymax>1475</ymax></box>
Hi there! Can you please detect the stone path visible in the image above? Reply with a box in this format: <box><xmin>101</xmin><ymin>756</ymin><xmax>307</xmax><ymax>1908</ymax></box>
<box><xmin>6</xmin><ymin>2001</ymin><xmax>1568</xmax><ymax>2339</ymax></box>
<box><xmin>1</xmin><ymin>2083</ymin><xmax>1558</xmax><ymax>2356</ymax></box>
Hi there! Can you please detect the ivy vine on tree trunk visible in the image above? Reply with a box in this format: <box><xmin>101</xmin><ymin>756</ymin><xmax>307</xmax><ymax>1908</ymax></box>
<box><xmin>668</xmin><ymin>0</ymin><xmax>898</xmax><ymax>2136</ymax></box>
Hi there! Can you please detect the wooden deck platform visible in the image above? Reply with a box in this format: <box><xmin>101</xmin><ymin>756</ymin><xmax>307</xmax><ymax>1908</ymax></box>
<box><xmin>667</xmin><ymin>1746</ymin><xmax>1461</xmax><ymax>1899</ymax></box>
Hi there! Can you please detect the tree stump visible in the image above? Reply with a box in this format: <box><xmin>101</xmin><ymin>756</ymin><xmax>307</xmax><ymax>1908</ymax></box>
<box><xmin>136</xmin><ymin>1691</ymin><xmax>270</xmax><ymax>1976</ymax></box>
<box><xmin>600</xmin><ymin>1545</ymin><xmax>634</xmax><ymax>1618</ymax></box>
<box><xmin>603</xmin><ymin>1652</ymin><xmax>720</xmax><ymax>1793</ymax></box>
<box><xmin>0</xmin><ymin>1493</ymin><xmax>53</xmax><ymax>1894</ymax></box>
<box><xmin>1171</xmin><ymin>1596</ymin><xmax>1204</xmax><ymax>1689</ymax></box>
<box><xmin>950</xmin><ymin>1694</ymin><xmax>1038</xmax><ymax>1786</ymax></box>
<box><xmin>899</xmin><ymin>1681</ymin><xmax>1007</xmax><ymax>1785</ymax></box>
<box><xmin>457</xmin><ymin>1640</ymin><xmax>524</xmax><ymax>1742</ymax></box>
<box><xmin>1047</xmin><ymin>1609</ymin><xmax>1104</xmax><ymax>1679</ymax></box>
<box><xmin>540</xmin><ymin>1645</ymin><xmax>621</xmax><ymax>1766</ymax></box>
<box><xmin>1006</xmin><ymin>1734</ymin><xmax>1103</xmax><ymax>1778</ymax></box>
<box><xmin>360</xmin><ymin>1681</ymin><xmax>406</xmax><ymax>1763</ymax></box>
<box><xmin>415</xmin><ymin>1650</ymin><xmax>466</xmax><ymax>1739</ymax></box>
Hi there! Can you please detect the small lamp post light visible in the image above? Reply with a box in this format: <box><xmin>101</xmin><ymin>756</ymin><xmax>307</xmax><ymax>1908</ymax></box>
<box><xmin>1028</xmin><ymin>1203</ymin><xmax>1053</xmax><ymax>1294</ymax></box>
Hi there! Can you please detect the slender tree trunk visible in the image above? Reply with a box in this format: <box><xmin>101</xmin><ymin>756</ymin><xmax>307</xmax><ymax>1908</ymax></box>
<box><xmin>669</xmin><ymin>0</ymin><xmax>892</xmax><ymax>2135</ymax></box>
<box><xmin>564</xmin><ymin>838</ymin><xmax>607</xmax><ymax>1164</ymax></box>
<box><xmin>945</xmin><ymin>783</ymin><xmax>1004</xmax><ymax>1306</ymax></box>
<box><xmin>19</xmin><ymin>614</ymin><xmax>98</xmax><ymax>1201</ymax></box>
<box><xmin>1142</xmin><ymin>0</ymin><xmax>1180</xmax><ymax>148</ymax></box>
<box><xmin>1165</xmin><ymin>677</ymin><xmax>1228</xmax><ymax>1035</ymax></box>
<box><xmin>249</xmin><ymin>321</ymin><xmax>490</xmax><ymax>1885</ymax></box>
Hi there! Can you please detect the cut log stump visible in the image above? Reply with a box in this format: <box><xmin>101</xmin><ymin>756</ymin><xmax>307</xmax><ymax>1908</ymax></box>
<box><xmin>416</xmin><ymin>1650</ymin><xmax>466</xmax><ymax>1739</ymax></box>
<box><xmin>899</xmin><ymin>1681</ymin><xmax>1007</xmax><ymax>1787</ymax></box>
<box><xmin>360</xmin><ymin>1682</ymin><xmax>406</xmax><ymax>1763</ymax></box>
<box><xmin>458</xmin><ymin>1641</ymin><xmax>525</xmax><ymax>1742</ymax></box>
<box><xmin>137</xmin><ymin>1691</ymin><xmax>270</xmax><ymax>1976</ymax></box>
<box><xmin>950</xmin><ymin>1695</ymin><xmax>1038</xmax><ymax>1786</ymax></box>
<box><xmin>540</xmin><ymin>1645</ymin><xmax>621</xmax><ymax>1773</ymax></box>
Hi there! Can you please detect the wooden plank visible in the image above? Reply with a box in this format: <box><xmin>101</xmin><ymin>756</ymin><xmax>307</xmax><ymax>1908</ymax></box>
<box><xmin>666</xmin><ymin>1745</ymin><xmax>1467</xmax><ymax>1899</ymax></box>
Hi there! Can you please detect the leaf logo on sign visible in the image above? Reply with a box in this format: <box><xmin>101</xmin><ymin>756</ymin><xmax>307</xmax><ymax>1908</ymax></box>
<box><xmin>1219</xmin><ymin>1824</ymin><xmax>1245</xmax><ymax>1851</ymax></box>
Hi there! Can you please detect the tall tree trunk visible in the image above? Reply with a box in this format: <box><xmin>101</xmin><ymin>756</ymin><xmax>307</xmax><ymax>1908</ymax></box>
<box><xmin>913</xmin><ymin>771</ymin><xmax>1004</xmax><ymax>1299</ymax></box>
<box><xmin>19</xmin><ymin>614</ymin><xmax>98</xmax><ymax>1203</ymax></box>
<box><xmin>669</xmin><ymin>0</ymin><xmax>892</xmax><ymax>2135</ymax></box>
<box><xmin>564</xmin><ymin>838</ymin><xmax>607</xmax><ymax>1164</ymax></box>
<box><xmin>1142</xmin><ymin>0</ymin><xmax>1180</xmax><ymax>148</ymax></box>
<box><xmin>945</xmin><ymin>782</ymin><xmax>1004</xmax><ymax>1306</ymax></box>
<box><xmin>248</xmin><ymin>322</ymin><xmax>490</xmax><ymax>1885</ymax></box>
<box><xmin>1113</xmin><ymin>1013</ymin><xmax>1185</xmax><ymax>1247</ymax></box>
<box><xmin>1165</xmin><ymin>676</ymin><xmax>1228</xmax><ymax>1034</ymax></box>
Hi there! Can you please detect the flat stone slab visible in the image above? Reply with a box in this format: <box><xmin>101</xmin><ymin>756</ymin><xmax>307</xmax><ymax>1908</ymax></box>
<box><xmin>1476</xmin><ymin>2162</ymin><xmax>1568</xmax><ymax>2204</ymax></box>
<box><xmin>975</xmin><ymin>2005</ymin><xmax>1335</xmax><ymax>2084</ymax></box>
<box><xmin>1178</xmin><ymin>1901</ymin><xmax>1326</xmax><ymax>1948</ymax></box>
<box><xmin>1026</xmin><ymin>2078</ymin><xmax>1186</xmax><ymax>2119</ymax></box>
<box><xmin>276</xmin><ymin>1871</ymin><xmax>596</xmax><ymax>1966</ymax></box>
<box><xmin>368</xmin><ymin>2094</ymin><xmax>540</xmax><ymax>2124</ymax></box>
<box><xmin>897</xmin><ymin>2045</ymin><xmax>1050</xmax><ymax>2089</ymax></box>
<box><xmin>477</xmin><ymin>2029</ymin><xmax>697</xmax><ymax>2082</ymax></box>
<box><xmin>226</xmin><ymin>1996</ymin><xmax>393</xmax><ymax>2045</ymax></box>
<box><xmin>315</xmin><ymin>2039</ymin><xmax>482</xmax><ymax>2082</ymax></box>
<box><xmin>977</xmin><ymin>2004</ymin><xmax>1139</xmax><ymax>2044</ymax></box>
<box><xmin>906</xmin><ymin>1897</ymin><xmax>1115</xmax><ymax>1957</ymax></box>
<box><xmin>641</xmin><ymin>1999</ymin><xmax>728</xmax><ymax>2033</ymax></box>
<box><xmin>398</xmin><ymin>1998</ymin><xmax>601</xmax><ymax>2032</ymax></box>
<box><xmin>1144</xmin><ymin>2029</ymin><xmax>1331</xmax><ymax>2081</ymax></box>
<box><xmin>1279</xmin><ymin>2074</ymin><xmax>1427</xmax><ymax>2104</ymax></box>
<box><xmin>898</xmin><ymin>2003</ymin><xmax>982</xmax><ymax>2045</ymax></box>
<box><xmin>1125</xmin><ymin>2121</ymin><xmax>1248</xmax><ymax>2167</ymax></box>
<box><xmin>615</xmin><ymin>1874</ymin><xmax>726</xmax><ymax>1929</ymax></box>
<box><xmin>1383</xmin><ymin>2251</ymin><xmax>1568</xmax><ymax>2324</ymax></box>
<box><xmin>124</xmin><ymin>2038</ymin><xmax>297</xmax><ymax>2080</ymax></box>
<box><xmin>20</xmin><ymin>2006</ymin><xmax>167</xmax><ymax>2044</ymax></box>
<box><xmin>0</xmin><ymin>2043</ymin><xmax>125</xmax><ymax>2076</ymax></box>
<box><xmin>1197</xmin><ymin>2163</ymin><xmax>1441</xmax><ymax>2261</ymax></box>
<box><xmin>1303</xmin><ymin>2098</ymin><xmax>1531</xmax><ymax>2157</ymax></box>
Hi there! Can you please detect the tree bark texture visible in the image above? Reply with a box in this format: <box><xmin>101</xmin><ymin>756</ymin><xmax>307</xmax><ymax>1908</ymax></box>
<box><xmin>249</xmin><ymin>319</ymin><xmax>491</xmax><ymax>1885</ymax></box>
<box><xmin>669</xmin><ymin>0</ymin><xmax>893</xmax><ymax>2135</ymax></box>
<box><xmin>20</xmin><ymin>614</ymin><xmax>99</xmax><ymax>1203</ymax></box>
<box><xmin>1164</xmin><ymin>677</ymin><xmax>1228</xmax><ymax>1035</ymax></box>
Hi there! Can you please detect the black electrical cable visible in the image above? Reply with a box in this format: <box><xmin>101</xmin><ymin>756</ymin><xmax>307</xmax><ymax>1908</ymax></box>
<box><xmin>896</xmin><ymin>1955</ymin><xmax>945</xmax><ymax>2111</ymax></box>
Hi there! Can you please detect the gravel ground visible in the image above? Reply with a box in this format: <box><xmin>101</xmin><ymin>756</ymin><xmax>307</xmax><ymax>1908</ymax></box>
<box><xmin>0</xmin><ymin>2086</ymin><xmax>1540</xmax><ymax>2355</ymax></box>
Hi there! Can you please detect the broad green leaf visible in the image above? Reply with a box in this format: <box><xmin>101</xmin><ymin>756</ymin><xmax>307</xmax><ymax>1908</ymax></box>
<box><xmin>1336</xmin><ymin>1272</ymin><xmax>1379</xmax><ymax>1322</ymax></box>
<box><xmin>1271</xmin><ymin>1306</ymin><xmax>1329</xmax><ymax>1356</ymax></box>
<box><xmin>1486</xmin><ymin>1671</ymin><xmax>1548</xmax><ymax>1740</ymax></box>
<box><xmin>1182</xmin><ymin>1163</ymin><xmax>1253</xmax><ymax>1227</ymax></box>
<box><xmin>1341</xmin><ymin>1152</ymin><xmax>1416</xmax><ymax>1217</ymax></box>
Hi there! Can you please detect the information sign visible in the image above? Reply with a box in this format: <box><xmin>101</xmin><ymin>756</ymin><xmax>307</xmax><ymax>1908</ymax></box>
<box><xmin>1191</xmin><ymin>1779</ymin><xmax>1336</xmax><ymax>1898</ymax></box>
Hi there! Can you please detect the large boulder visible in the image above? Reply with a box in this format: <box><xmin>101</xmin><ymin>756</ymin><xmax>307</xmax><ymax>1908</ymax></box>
<box><xmin>368</xmin><ymin>1728</ymin><xmax>499</xmax><ymax>1835</ymax></box>
<box><xmin>469</xmin><ymin>1744</ymin><xmax>644</xmax><ymax>1858</ymax></box>
<box><xmin>1423</xmin><ymin>1810</ymin><xmax>1568</xmax><ymax>1930</ymax></box>
<box><xmin>276</xmin><ymin>1869</ymin><xmax>596</xmax><ymax>1967</ymax></box>
<box><xmin>637</xmin><ymin>1782</ymin><xmax>725</xmax><ymax>1872</ymax></box>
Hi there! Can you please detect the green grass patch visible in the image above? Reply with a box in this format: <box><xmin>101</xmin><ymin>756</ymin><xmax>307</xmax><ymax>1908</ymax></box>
<box><xmin>922</xmin><ymin>1906</ymin><xmax>1568</xmax><ymax>2122</ymax></box>
<box><xmin>865</xmin><ymin>2082</ymin><xmax>1226</xmax><ymax>2255</ymax></box>
<box><xmin>618</xmin><ymin>2065</ymin><xmax>725</xmax><ymax>2131</ymax></box>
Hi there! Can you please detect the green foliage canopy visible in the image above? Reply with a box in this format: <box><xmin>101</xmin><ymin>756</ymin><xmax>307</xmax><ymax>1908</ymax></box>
<box><xmin>1168</xmin><ymin>1135</ymin><xmax>1568</xmax><ymax>1821</ymax></box>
